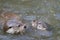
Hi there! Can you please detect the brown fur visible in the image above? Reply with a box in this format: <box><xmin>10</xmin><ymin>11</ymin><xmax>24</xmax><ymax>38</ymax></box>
<box><xmin>0</xmin><ymin>12</ymin><xmax>21</xmax><ymax>32</ymax></box>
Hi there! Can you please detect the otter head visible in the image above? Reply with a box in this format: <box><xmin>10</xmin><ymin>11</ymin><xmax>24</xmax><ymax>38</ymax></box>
<box><xmin>37</xmin><ymin>21</ymin><xmax>47</xmax><ymax>30</ymax></box>
<box><xmin>31</xmin><ymin>20</ymin><xmax>47</xmax><ymax>30</ymax></box>
<box><xmin>3</xmin><ymin>19</ymin><xmax>27</xmax><ymax>34</ymax></box>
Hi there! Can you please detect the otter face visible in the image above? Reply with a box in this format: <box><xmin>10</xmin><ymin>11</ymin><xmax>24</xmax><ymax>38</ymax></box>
<box><xmin>18</xmin><ymin>24</ymin><xmax>27</xmax><ymax>33</ymax></box>
<box><xmin>31</xmin><ymin>20</ymin><xmax>47</xmax><ymax>30</ymax></box>
<box><xmin>3</xmin><ymin>19</ymin><xmax>27</xmax><ymax>34</ymax></box>
<box><xmin>5</xmin><ymin>24</ymin><xmax>27</xmax><ymax>34</ymax></box>
<box><xmin>37</xmin><ymin>22</ymin><xmax>46</xmax><ymax>30</ymax></box>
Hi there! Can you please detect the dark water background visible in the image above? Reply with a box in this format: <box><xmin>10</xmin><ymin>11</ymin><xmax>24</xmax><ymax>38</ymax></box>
<box><xmin>0</xmin><ymin>0</ymin><xmax>60</xmax><ymax>40</ymax></box>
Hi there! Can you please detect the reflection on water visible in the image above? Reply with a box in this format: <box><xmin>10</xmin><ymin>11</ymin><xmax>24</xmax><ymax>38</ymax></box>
<box><xmin>0</xmin><ymin>0</ymin><xmax>60</xmax><ymax>40</ymax></box>
<box><xmin>54</xmin><ymin>13</ymin><xmax>60</xmax><ymax>20</ymax></box>
<box><xmin>23</xmin><ymin>16</ymin><xmax>36</xmax><ymax>21</ymax></box>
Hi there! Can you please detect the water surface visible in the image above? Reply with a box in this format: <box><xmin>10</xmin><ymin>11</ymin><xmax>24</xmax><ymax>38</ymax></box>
<box><xmin>0</xmin><ymin>0</ymin><xmax>60</xmax><ymax>40</ymax></box>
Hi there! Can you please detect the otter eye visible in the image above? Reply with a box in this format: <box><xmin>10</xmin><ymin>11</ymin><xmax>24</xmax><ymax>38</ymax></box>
<box><xmin>24</xmin><ymin>26</ymin><xmax>26</xmax><ymax>28</ymax></box>
<box><xmin>18</xmin><ymin>25</ymin><xmax>20</xmax><ymax>27</ymax></box>
<box><xmin>9</xmin><ymin>27</ymin><xmax>12</xmax><ymax>28</ymax></box>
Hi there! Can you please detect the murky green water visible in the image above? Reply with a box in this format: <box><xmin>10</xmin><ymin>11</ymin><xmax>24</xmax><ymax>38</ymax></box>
<box><xmin>0</xmin><ymin>0</ymin><xmax>60</xmax><ymax>40</ymax></box>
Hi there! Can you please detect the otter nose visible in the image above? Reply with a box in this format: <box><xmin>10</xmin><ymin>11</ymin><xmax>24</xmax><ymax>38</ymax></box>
<box><xmin>24</xmin><ymin>26</ymin><xmax>27</xmax><ymax>28</ymax></box>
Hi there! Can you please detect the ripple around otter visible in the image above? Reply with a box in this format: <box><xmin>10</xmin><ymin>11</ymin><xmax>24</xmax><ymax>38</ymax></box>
<box><xmin>54</xmin><ymin>13</ymin><xmax>60</xmax><ymax>20</ymax></box>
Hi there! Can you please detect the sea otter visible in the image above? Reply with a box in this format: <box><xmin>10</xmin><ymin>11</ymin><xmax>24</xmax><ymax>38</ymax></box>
<box><xmin>0</xmin><ymin>12</ymin><xmax>27</xmax><ymax>34</ymax></box>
